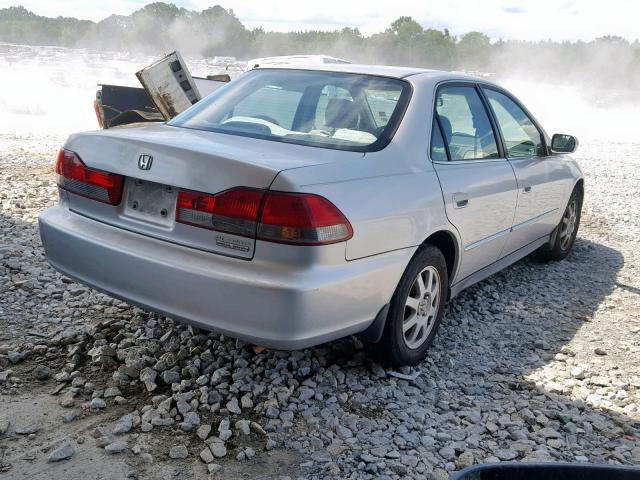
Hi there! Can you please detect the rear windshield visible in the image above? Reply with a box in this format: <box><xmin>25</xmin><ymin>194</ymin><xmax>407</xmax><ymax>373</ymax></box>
<box><xmin>169</xmin><ymin>69</ymin><xmax>411</xmax><ymax>152</ymax></box>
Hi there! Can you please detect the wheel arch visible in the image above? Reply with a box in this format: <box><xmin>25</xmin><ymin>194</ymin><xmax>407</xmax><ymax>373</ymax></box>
<box><xmin>421</xmin><ymin>229</ymin><xmax>460</xmax><ymax>290</ymax></box>
<box><xmin>357</xmin><ymin>228</ymin><xmax>460</xmax><ymax>344</ymax></box>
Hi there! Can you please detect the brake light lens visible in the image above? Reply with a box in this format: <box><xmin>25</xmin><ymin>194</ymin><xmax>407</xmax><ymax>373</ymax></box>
<box><xmin>177</xmin><ymin>188</ymin><xmax>264</xmax><ymax>237</ymax></box>
<box><xmin>55</xmin><ymin>149</ymin><xmax>124</xmax><ymax>205</ymax></box>
<box><xmin>176</xmin><ymin>188</ymin><xmax>353</xmax><ymax>245</ymax></box>
<box><xmin>258</xmin><ymin>192</ymin><xmax>353</xmax><ymax>245</ymax></box>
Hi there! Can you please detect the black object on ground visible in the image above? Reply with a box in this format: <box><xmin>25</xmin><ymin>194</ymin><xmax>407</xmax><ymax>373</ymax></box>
<box><xmin>450</xmin><ymin>463</ymin><xmax>640</xmax><ymax>480</ymax></box>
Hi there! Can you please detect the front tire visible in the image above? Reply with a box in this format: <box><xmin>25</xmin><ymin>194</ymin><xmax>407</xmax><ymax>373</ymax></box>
<box><xmin>374</xmin><ymin>245</ymin><xmax>448</xmax><ymax>366</ymax></box>
<box><xmin>540</xmin><ymin>187</ymin><xmax>582</xmax><ymax>262</ymax></box>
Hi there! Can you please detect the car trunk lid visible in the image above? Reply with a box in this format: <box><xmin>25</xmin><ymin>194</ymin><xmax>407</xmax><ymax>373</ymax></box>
<box><xmin>61</xmin><ymin>123</ymin><xmax>363</xmax><ymax>259</ymax></box>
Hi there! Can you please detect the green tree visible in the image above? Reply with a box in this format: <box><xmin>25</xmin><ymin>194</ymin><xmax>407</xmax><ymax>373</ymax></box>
<box><xmin>390</xmin><ymin>16</ymin><xmax>423</xmax><ymax>42</ymax></box>
<box><xmin>0</xmin><ymin>2</ymin><xmax>638</xmax><ymax>89</ymax></box>
<box><xmin>456</xmin><ymin>31</ymin><xmax>491</xmax><ymax>69</ymax></box>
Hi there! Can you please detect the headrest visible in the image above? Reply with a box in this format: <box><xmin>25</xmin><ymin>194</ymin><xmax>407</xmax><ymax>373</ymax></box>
<box><xmin>325</xmin><ymin>98</ymin><xmax>359</xmax><ymax>129</ymax></box>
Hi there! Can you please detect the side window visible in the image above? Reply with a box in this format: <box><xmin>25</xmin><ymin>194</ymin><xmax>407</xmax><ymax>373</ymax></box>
<box><xmin>233</xmin><ymin>85</ymin><xmax>302</xmax><ymax>130</ymax></box>
<box><xmin>430</xmin><ymin>118</ymin><xmax>448</xmax><ymax>161</ymax></box>
<box><xmin>483</xmin><ymin>88</ymin><xmax>545</xmax><ymax>157</ymax></box>
<box><xmin>435</xmin><ymin>86</ymin><xmax>499</xmax><ymax>161</ymax></box>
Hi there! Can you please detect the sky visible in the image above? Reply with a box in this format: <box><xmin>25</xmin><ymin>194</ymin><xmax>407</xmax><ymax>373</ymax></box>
<box><xmin>3</xmin><ymin>0</ymin><xmax>639</xmax><ymax>41</ymax></box>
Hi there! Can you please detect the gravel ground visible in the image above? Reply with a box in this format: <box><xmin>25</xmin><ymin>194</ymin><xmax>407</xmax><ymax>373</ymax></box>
<box><xmin>1</xmin><ymin>133</ymin><xmax>639</xmax><ymax>479</ymax></box>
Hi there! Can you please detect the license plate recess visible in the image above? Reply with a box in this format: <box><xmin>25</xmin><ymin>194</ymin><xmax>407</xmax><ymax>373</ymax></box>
<box><xmin>123</xmin><ymin>178</ymin><xmax>178</xmax><ymax>227</ymax></box>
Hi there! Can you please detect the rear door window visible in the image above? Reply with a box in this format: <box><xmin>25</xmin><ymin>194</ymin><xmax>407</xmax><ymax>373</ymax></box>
<box><xmin>435</xmin><ymin>86</ymin><xmax>499</xmax><ymax>161</ymax></box>
<box><xmin>483</xmin><ymin>88</ymin><xmax>545</xmax><ymax>157</ymax></box>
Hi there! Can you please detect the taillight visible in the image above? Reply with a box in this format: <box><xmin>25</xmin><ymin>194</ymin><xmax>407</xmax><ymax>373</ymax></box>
<box><xmin>55</xmin><ymin>149</ymin><xmax>124</xmax><ymax>205</ymax></box>
<box><xmin>177</xmin><ymin>188</ymin><xmax>264</xmax><ymax>237</ymax></box>
<box><xmin>176</xmin><ymin>188</ymin><xmax>353</xmax><ymax>246</ymax></box>
<box><xmin>258</xmin><ymin>192</ymin><xmax>352</xmax><ymax>245</ymax></box>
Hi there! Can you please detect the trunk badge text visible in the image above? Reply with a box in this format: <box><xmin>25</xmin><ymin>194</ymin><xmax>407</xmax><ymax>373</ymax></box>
<box><xmin>138</xmin><ymin>154</ymin><xmax>153</xmax><ymax>170</ymax></box>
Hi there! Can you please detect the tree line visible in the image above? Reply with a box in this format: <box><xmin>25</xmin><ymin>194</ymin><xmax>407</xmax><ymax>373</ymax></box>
<box><xmin>1</xmin><ymin>3</ymin><xmax>638</xmax><ymax>88</ymax></box>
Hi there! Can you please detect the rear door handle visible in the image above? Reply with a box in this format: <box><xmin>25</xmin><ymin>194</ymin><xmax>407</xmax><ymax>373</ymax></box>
<box><xmin>453</xmin><ymin>192</ymin><xmax>469</xmax><ymax>209</ymax></box>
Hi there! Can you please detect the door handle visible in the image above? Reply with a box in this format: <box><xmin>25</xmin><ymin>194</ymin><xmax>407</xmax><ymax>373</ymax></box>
<box><xmin>523</xmin><ymin>185</ymin><xmax>532</xmax><ymax>194</ymax></box>
<box><xmin>453</xmin><ymin>192</ymin><xmax>469</xmax><ymax>209</ymax></box>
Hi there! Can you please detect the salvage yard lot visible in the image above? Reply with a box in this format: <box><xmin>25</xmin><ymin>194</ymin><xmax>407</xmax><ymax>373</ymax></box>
<box><xmin>0</xmin><ymin>134</ymin><xmax>639</xmax><ymax>479</ymax></box>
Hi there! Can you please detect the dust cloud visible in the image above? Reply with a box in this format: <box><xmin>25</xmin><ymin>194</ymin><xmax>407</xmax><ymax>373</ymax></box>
<box><xmin>0</xmin><ymin>44</ymin><xmax>229</xmax><ymax>136</ymax></box>
<box><xmin>0</xmin><ymin>41</ymin><xmax>637</xmax><ymax>143</ymax></box>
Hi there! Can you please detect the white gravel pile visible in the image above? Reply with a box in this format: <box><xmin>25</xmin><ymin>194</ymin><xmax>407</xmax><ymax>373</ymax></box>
<box><xmin>0</xmin><ymin>135</ymin><xmax>639</xmax><ymax>479</ymax></box>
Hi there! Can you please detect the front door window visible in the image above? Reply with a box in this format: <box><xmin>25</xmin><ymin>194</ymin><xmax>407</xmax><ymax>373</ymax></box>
<box><xmin>483</xmin><ymin>88</ymin><xmax>545</xmax><ymax>158</ymax></box>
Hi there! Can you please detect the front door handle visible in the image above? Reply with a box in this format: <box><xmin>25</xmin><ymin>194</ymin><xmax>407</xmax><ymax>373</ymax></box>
<box><xmin>453</xmin><ymin>192</ymin><xmax>469</xmax><ymax>209</ymax></box>
<box><xmin>523</xmin><ymin>185</ymin><xmax>532</xmax><ymax>194</ymax></box>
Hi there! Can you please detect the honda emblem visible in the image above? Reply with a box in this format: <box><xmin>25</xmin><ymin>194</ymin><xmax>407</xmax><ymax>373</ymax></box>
<box><xmin>138</xmin><ymin>154</ymin><xmax>153</xmax><ymax>170</ymax></box>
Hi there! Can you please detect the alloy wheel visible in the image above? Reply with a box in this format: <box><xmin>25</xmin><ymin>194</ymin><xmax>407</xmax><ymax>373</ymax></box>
<box><xmin>560</xmin><ymin>198</ymin><xmax>578</xmax><ymax>250</ymax></box>
<box><xmin>402</xmin><ymin>266</ymin><xmax>441</xmax><ymax>349</ymax></box>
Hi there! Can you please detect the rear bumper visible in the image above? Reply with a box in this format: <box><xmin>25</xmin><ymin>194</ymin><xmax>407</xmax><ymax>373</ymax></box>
<box><xmin>39</xmin><ymin>206</ymin><xmax>413</xmax><ymax>349</ymax></box>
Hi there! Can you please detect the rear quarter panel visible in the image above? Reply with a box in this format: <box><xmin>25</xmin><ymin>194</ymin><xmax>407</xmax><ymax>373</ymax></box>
<box><xmin>271</xmin><ymin>153</ymin><xmax>449</xmax><ymax>260</ymax></box>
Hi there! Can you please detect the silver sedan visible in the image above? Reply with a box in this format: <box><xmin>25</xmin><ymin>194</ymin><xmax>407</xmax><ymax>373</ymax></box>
<box><xmin>39</xmin><ymin>64</ymin><xmax>583</xmax><ymax>365</ymax></box>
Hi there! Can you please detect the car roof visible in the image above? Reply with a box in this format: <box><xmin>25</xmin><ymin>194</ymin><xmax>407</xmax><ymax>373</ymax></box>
<box><xmin>245</xmin><ymin>54</ymin><xmax>351</xmax><ymax>68</ymax></box>
<box><xmin>254</xmin><ymin>63</ymin><xmax>483</xmax><ymax>81</ymax></box>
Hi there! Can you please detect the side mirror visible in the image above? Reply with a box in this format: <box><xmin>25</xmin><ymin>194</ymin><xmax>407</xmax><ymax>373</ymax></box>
<box><xmin>551</xmin><ymin>133</ymin><xmax>578</xmax><ymax>153</ymax></box>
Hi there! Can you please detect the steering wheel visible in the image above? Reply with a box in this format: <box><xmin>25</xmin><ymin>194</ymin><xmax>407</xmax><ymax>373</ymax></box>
<box><xmin>252</xmin><ymin>115</ymin><xmax>281</xmax><ymax>127</ymax></box>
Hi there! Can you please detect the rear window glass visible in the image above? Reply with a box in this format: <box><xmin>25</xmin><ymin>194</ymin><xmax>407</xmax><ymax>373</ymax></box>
<box><xmin>233</xmin><ymin>86</ymin><xmax>302</xmax><ymax>130</ymax></box>
<box><xmin>169</xmin><ymin>69</ymin><xmax>411</xmax><ymax>152</ymax></box>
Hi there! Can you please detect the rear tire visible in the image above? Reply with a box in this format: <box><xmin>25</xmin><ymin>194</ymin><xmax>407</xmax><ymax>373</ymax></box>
<box><xmin>539</xmin><ymin>187</ymin><xmax>582</xmax><ymax>262</ymax></box>
<box><xmin>373</xmin><ymin>245</ymin><xmax>448</xmax><ymax>366</ymax></box>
